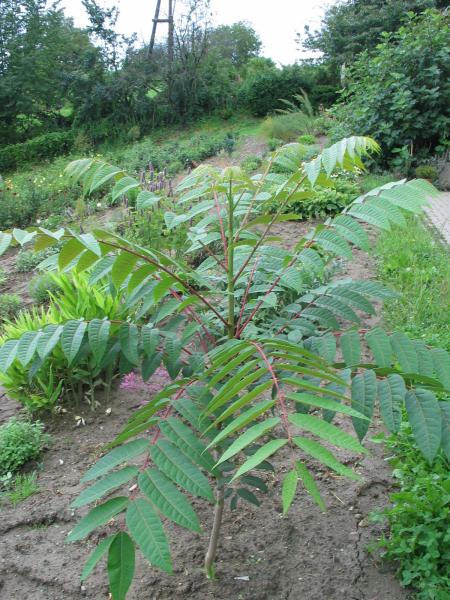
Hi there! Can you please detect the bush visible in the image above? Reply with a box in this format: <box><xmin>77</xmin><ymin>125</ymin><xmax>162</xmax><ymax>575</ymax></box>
<box><xmin>16</xmin><ymin>248</ymin><xmax>57</xmax><ymax>273</ymax></box>
<box><xmin>298</xmin><ymin>134</ymin><xmax>316</xmax><ymax>145</ymax></box>
<box><xmin>414</xmin><ymin>165</ymin><xmax>438</xmax><ymax>181</ymax></box>
<box><xmin>330</xmin><ymin>10</ymin><xmax>450</xmax><ymax>166</ymax></box>
<box><xmin>267</xmin><ymin>138</ymin><xmax>283</xmax><ymax>151</ymax></box>
<box><xmin>29</xmin><ymin>273</ymin><xmax>61</xmax><ymax>304</ymax></box>
<box><xmin>372</xmin><ymin>424</ymin><xmax>450</xmax><ymax>599</ymax></box>
<box><xmin>261</xmin><ymin>114</ymin><xmax>316</xmax><ymax>142</ymax></box>
<box><xmin>240</xmin><ymin>155</ymin><xmax>262</xmax><ymax>173</ymax></box>
<box><xmin>0</xmin><ymin>131</ymin><xmax>74</xmax><ymax>172</ymax></box>
<box><xmin>0</xmin><ymin>294</ymin><xmax>21</xmax><ymax>321</ymax></box>
<box><xmin>0</xmin><ymin>418</ymin><xmax>49</xmax><ymax>477</ymax></box>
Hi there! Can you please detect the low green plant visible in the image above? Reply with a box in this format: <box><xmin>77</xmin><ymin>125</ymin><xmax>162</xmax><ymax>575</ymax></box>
<box><xmin>0</xmin><ymin>293</ymin><xmax>21</xmax><ymax>321</ymax></box>
<box><xmin>0</xmin><ymin>131</ymin><xmax>74</xmax><ymax>172</ymax></box>
<box><xmin>0</xmin><ymin>268</ymin><xmax>8</xmax><ymax>286</ymax></box>
<box><xmin>267</xmin><ymin>138</ymin><xmax>283</xmax><ymax>151</ymax></box>
<box><xmin>358</xmin><ymin>173</ymin><xmax>394</xmax><ymax>194</ymax></box>
<box><xmin>4</xmin><ymin>471</ymin><xmax>40</xmax><ymax>505</ymax></box>
<box><xmin>0</xmin><ymin>137</ymin><xmax>448</xmax><ymax>598</ymax></box>
<box><xmin>371</xmin><ymin>424</ymin><xmax>450</xmax><ymax>599</ymax></box>
<box><xmin>414</xmin><ymin>165</ymin><xmax>438</xmax><ymax>181</ymax></box>
<box><xmin>29</xmin><ymin>273</ymin><xmax>62</xmax><ymax>304</ymax></box>
<box><xmin>16</xmin><ymin>248</ymin><xmax>58</xmax><ymax>273</ymax></box>
<box><xmin>298</xmin><ymin>134</ymin><xmax>316</xmax><ymax>145</ymax></box>
<box><xmin>240</xmin><ymin>155</ymin><xmax>262</xmax><ymax>174</ymax></box>
<box><xmin>261</xmin><ymin>113</ymin><xmax>314</xmax><ymax>142</ymax></box>
<box><xmin>0</xmin><ymin>418</ymin><xmax>49</xmax><ymax>476</ymax></box>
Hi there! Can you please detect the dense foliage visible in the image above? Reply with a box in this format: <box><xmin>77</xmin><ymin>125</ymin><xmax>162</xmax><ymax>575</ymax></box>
<box><xmin>0</xmin><ymin>137</ymin><xmax>448</xmax><ymax>598</ymax></box>
<box><xmin>0</xmin><ymin>418</ymin><xmax>49</xmax><ymax>476</ymax></box>
<box><xmin>330</xmin><ymin>10</ymin><xmax>450</xmax><ymax>166</ymax></box>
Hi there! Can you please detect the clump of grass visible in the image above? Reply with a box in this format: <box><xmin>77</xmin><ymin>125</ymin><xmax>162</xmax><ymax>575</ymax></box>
<box><xmin>0</xmin><ymin>293</ymin><xmax>21</xmax><ymax>321</ymax></box>
<box><xmin>3</xmin><ymin>472</ymin><xmax>39</xmax><ymax>506</ymax></box>
<box><xmin>375</xmin><ymin>216</ymin><xmax>450</xmax><ymax>349</ymax></box>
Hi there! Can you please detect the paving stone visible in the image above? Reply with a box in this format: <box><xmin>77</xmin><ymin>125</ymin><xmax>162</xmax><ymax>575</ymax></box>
<box><xmin>424</xmin><ymin>192</ymin><xmax>450</xmax><ymax>245</ymax></box>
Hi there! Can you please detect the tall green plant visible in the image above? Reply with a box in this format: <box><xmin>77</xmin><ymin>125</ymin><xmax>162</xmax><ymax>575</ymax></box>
<box><xmin>0</xmin><ymin>136</ymin><xmax>448</xmax><ymax>598</ymax></box>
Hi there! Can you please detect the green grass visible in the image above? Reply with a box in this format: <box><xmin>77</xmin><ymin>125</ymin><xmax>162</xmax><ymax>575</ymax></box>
<box><xmin>4</xmin><ymin>472</ymin><xmax>39</xmax><ymax>506</ymax></box>
<box><xmin>359</xmin><ymin>173</ymin><xmax>395</xmax><ymax>193</ymax></box>
<box><xmin>375</xmin><ymin>215</ymin><xmax>450</xmax><ymax>350</ymax></box>
<box><xmin>374</xmin><ymin>216</ymin><xmax>450</xmax><ymax>599</ymax></box>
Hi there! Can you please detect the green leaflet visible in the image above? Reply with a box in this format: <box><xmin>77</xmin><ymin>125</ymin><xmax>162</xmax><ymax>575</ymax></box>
<box><xmin>111</xmin><ymin>252</ymin><xmax>138</xmax><ymax>289</ymax></box>
<box><xmin>89</xmin><ymin>164</ymin><xmax>123</xmax><ymax>193</ymax></box>
<box><xmin>209</xmin><ymin>381</ymin><xmax>273</xmax><ymax>429</ymax></box>
<box><xmin>430</xmin><ymin>348</ymin><xmax>450</xmax><ymax>391</ymax></box>
<box><xmin>377</xmin><ymin>375</ymin><xmax>405</xmax><ymax>434</ymax></box>
<box><xmin>107</xmin><ymin>532</ymin><xmax>135</xmax><ymax>600</ymax></box>
<box><xmin>81</xmin><ymin>439</ymin><xmax>149</xmax><ymax>482</ymax></box>
<box><xmin>58</xmin><ymin>238</ymin><xmax>84</xmax><ymax>270</ymax></box>
<box><xmin>288</xmin><ymin>413</ymin><xmax>367</xmax><ymax>454</ymax></box>
<box><xmin>68</xmin><ymin>497</ymin><xmax>128</xmax><ymax>542</ymax></box>
<box><xmin>138</xmin><ymin>468</ymin><xmax>201</xmax><ymax>533</ymax></box>
<box><xmin>81</xmin><ymin>534</ymin><xmax>115</xmax><ymax>581</ymax></box>
<box><xmin>151</xmin><ymin>440</ymin><xmax>214</xmax><ymax>502</ymax></box>
<box><xmin>71</xmin><ymin>467</ymin><xmax>138</xmax><ymax>508</ymax></box>
<box><xmin>0</xmin><ymin>232</ymin><xmax>12</xmax><ymax>256</ymax></box>
<box><xmin>311</xmin><ymin>333</ymin><xmax>336</xmax><ymax>363</ymax></box>
<box><xmin>405</xmin><ymin>389</ymin><xmax>442</xmax><ymax>463</ymax></box>
<box><xmin>287</xmin><ymin>392</ymin><xmax>369</xmax><ymax>420</ymax></box>
<box><xmin>158</xmin><ymin>417</ymin><xmax>216</xmax><ymax>473</ymax></box>
<box><xmin>296</xmin><ymin>461</ymin><xmax>325</xmax><ymax>511</ymax></box>
<box><xmin>111</xmin><ymin>176</ymin><xmax>139</xmax><ymax>203</ymax></box>
<box><xmin>37</xmin><ymin>325</ymin><xmax>63</xmax><ymax>360</ymax></box>
<box><xmin>141</xmin><ymin>326</ymin><xmax>159</xmax><ymax>357</ymax></box>
<box><xmin>293</xmin><ymin>437</ymin><xmax>360</xmax><ymax>481</ymax></box>
<box><xmin>282</xmin><ymin>469</ymin><xmax>298</xmax><ymax>514</ymax></box>
<box><xmin>61</xmin><ymin>320</ymin><xmax>87</xmax><ymax>364</ymax></box>
<box><xmin>207</xmin><ymin>366</ymin><xmax>267</xmax><ymax>414</ymax></box>
<box><xmin>216</xmin><ymin>417</ymin><xmax>281</xmax><ymax>466</ymax></box>
<box><xmin>163</xmin><ymin>334</ymin><xmax>182</xmax><ymax>379</ymax></box>
<box><xmin>119</xmin><ymin>323</ymin><xmax>139</xmax><ymax>366</ymax></box>
<box><xmin>206</xmin><ymin>398</ymin><xmax>275</xmax><ymax>448</ymax></box>
<box><xmin>231</xmin><ymin>439</ymin><xmax>288</xmax><ymax>481</ymax></box>
<box><xmin>0</xmin><ymin>339</ymin><xmax>18</xmax><ymax>372</ymax></box>
<box><xmin>16</xmin><ymin>330</ymin><xmax>41</xmax><ymax>367</ymax></box>
<box><xmin>391</xmin><ymin>331</ymin><xmax>418</xmax><ymax>373</ymax></box>
<box><xmin>142</xmin><ymin>352</ymin><xmax>163</xmax><ymax>381</ymax></box>
<box><xmin>88</xmin><ymin>319</ymin><xmax>110</xmax><ymax>364</ymax></box>
<box><xmin>126</xmin><ymin>498</ymin><xmax>172</xmax><ymax>573</ymax></box>
<box><xmin>351</xmin><ymin>370</ymin><xmax>377</xmax><ymax>440</ymax></box>
<box><xmin>365</xmin><ymin>327</ymin><xmax>392</xmax><ymax>368</ymax></box>
<box><xmin>340</xmin><ymin>331</ymin><xmax>361</xmax><ymax>366</ymax></box>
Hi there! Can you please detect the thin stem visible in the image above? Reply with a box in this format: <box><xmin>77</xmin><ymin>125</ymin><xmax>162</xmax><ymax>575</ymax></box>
<box><xmin>204</xmin><ymin>485</ymin><xmax>225</xmax><ymax>579</ymax></box>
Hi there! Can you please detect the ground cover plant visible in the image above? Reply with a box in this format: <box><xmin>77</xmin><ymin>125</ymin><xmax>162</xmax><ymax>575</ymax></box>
<box><xmin>0</xmin><ymin>418</ymin><xmax>49</xmax><ymax>476</ymax></box>
<box><xmin>0</xmin><ymin>136</ymin><xmax>449</xmax><ymax>599</ymax></box>
<box><xmin>372</xmin><ymin>215</ymin><xmax>450</xmax><ymax>598</ymax></box>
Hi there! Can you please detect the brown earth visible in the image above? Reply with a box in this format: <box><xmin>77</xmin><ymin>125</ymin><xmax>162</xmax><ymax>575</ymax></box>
<box><xmin>0</xmin><ymin>137</ymin><xmax>410</xmax><ymax>600</ymax></box>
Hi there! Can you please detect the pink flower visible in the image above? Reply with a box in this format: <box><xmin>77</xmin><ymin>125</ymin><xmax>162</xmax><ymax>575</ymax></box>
<box><xmin>120</xmin><ymin>368</ymin><xmax>171</xmax><ymax>401</ymax></box>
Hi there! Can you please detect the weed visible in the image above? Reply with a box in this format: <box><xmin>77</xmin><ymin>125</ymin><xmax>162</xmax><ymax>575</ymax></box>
<box><xmin>5</xmin><ymin>472</ymin><xmax>40</xmax><ymax>506</ymax></box>
<box><xmin>0</xmin><ymin>418</ymin><xmax>49</xmax><ymax>476</ymax></box>
<box><xmin>0</xmin><ymin>293</ymin><xmax>21</xmax><ymax>321</ymax></box>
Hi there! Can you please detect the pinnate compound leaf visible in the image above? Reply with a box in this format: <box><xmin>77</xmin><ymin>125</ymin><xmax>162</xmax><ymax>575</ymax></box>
<box><xmin>81</xmin><ymin>439</ymin><xmax>149</xmax><ymax>482</ymax></box>
<box><xmin>405</xmin><ymin>389</ymin><xmax>442</xmax><ymax>463</ymax></box>
<box><xmin>296</xmin><ymin>461</ymin><xmax>325</xmax><ymax>511</ymax></box>
<box><xmin>151</xmin><ymin>440</ymin><xmax>214</xmax><ymax>502</ymax></box>
<box><xmin>71</xmin><ymin>467</ymin><xmax>138</xmax><ymax>508</ymax></box>
<box><xmin>231</xmin><ymin>439</ymin><xmax>288</xmax><ymax>481</ymax></box>
<box><xmin>216</xmin><ymin>417</ymin><xmax>280</xmax><ymax>466</ymax></box>
<box><xmin>289</xmin><ymin>413</ymin><xmax>367</xmax><ymax>454</ymax></box>
<box><xmin>282</xmin><ymin>469</ymin><xmax>298</xmax><ymax>514</ymax></box>
<box><xmin>377</xmin><ymin>375</ymin><xmax>405</xmax><ymax>434</ymax></box>
<box><xmin>68</xmin><ymin>497</ymin><xmax>128</xmax><ymax>542</ymax></box>
<box><xmin>351</xmin><ymin>370</ymin><xmax>376</xmax><ymax>441</ymax></box>
<box><xmin>61</xmin><ymin>320</ymin><xmax>87</xmax><ymax>364</ymax></box>
<box><xmin>138</xmin><ymin>468</ymin><xmax>201</xmax><ymax>533</ymax></box>
<box><xmin>81</xmin><ymin>534</ymin><xmax>115</xmax><ymax>581</ymax></box>
<box><xmin>126</xmin><ymin>498</ymin><xmax>172</xmax><ymax>573</ymax></box>
<box><xmin>293</xmin><ymin>437</ymin><xmax>360</xmax><ymax>481</ymax></box>
<box><xmin>107</xmin><ymin>532</ymin><xmax>135</xmax><ymax>600</ymax></box>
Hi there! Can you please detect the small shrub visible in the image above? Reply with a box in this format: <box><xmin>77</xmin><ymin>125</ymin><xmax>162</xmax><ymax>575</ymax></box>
<box><xmin>126</xmin><ymin>125</ymin><xmax>141</xmax><ymax>142</ymax></box>
<box><xmin>0</xmin><ymin>418</ymin><xmax>49</xmax><ymax>476</ymax></box>
<box><xmin>414</xmin><ymin>165</ymin><xmax>438</xmax><ymax>181</ymax></box>
<box><xmin>298</xmin><ymin>134</ymin><xmax>316</xmax><ymax>145</ymax></box>
<box><xmin>29</xmin><ymin>273</ymin><xmax>61</xmax><ymax>305</ymax></box>
<box><xmin>261</xmin><ymin>113</ymin><xmax>315</xmax><ymax>142</ymax></box>
<box><xmin>0</xmin><ymin>294</ymin><xmax>21</xmax><ymax>321</ymax></box>
<box><xmin>16</xmin><ymin>248</ymin><xmax>57</xmax><ymax>273</ymax></box>
<box><xmin>241</xmin><ymin>155</ymin><xmax>262</xmax><ymax>173</ymax></box>
<box><xmin>268</xmin><ymin>138</ymin><xmax>283</xmax><ymax>151</ymax></box>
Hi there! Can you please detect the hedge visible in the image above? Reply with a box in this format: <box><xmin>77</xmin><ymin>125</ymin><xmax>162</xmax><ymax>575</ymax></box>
<box><xmin>0</xmin><ymin>131</ymin><xmax>74</xmax><ymax>173</ymax></box>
